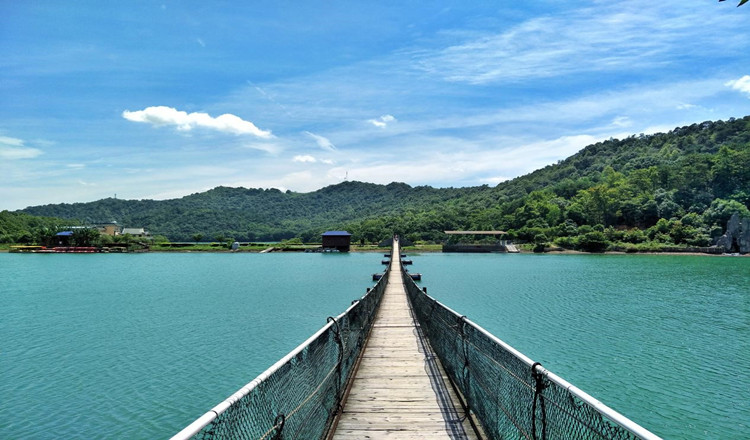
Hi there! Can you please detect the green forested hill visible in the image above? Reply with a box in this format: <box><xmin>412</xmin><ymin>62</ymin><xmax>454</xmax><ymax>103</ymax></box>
<box><xmin>349</xmin><ymin>116</ymin><xmax>750</xmax><ymax>249</ymax></box>
<box><xmin>18</xmin><ymin>182</ymin><xmax>485</xmax><ymax>242</ymax></box>
<box><xmin>0</xmin><ymin>211</ymin><xmax>80</xmax><ymax>244</ymax></box>
<box><xmin>15</xmin><ymin>116</ymin><xmax>750</xmax><ymax>250</ymax></box>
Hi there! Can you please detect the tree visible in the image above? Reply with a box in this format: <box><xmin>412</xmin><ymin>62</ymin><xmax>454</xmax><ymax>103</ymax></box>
<box><xmin>703</xmin><ymin>199</ymin><xmax>750</xmax><ymax>227</ymax></box>
<box><xmin>576</xmin><ymin>231</ymin><xmax>609</xmax><ymax>252</ymax></box>
<box><xmin>15</xmin><ymin>230</ymin><xmax>33</xmax><ymax>243</ymax></box>
<box><xmin>99</xmin><ymin>234</ymin><xmax>114</xmax><ymax>245</ymax></box>
<box><xmin>576</xmin><ymin>186</ymin><xmax>617</xmax><ymax>226</ymax></box>
<box><xmin>36</xmin><ymin>226</ymin><xmax>62</xmax><ymax>247</ymax></box>
<box><xmin>532</xmin><ymin>233</ymin><xmax>548</xmax><ymax>253</ymax></box>
<box><xmin>712</xmin><ymin>146</ymin><xmax>750</xmax><ymax>198</ymax></box>
<box><xmin>72</xmin><ymin>228</ymin><xmax>100</xmax><ymax>246</ymax></box>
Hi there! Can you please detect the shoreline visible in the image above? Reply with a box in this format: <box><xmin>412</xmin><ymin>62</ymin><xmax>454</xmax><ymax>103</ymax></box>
<box><xmin>2</xmin><ymin>246</ymin><xmax>747</xmax><ymax>257</ymax></box>
<box><xmin>537</xmin><ymin>249</ymin><xmax>748</xmax><ymax>257</ymax></box>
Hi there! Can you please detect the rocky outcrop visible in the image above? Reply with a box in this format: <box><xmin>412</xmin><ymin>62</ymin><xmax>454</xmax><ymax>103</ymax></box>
<box><xmin>740</xmin><ymin>217</ymin><xmax>750</xmax><ymax>254</ymax></box>
<box><xmin>716</xmin><ymin>213</ymin><xmax>750</xmax><ymax>254</ymax></box>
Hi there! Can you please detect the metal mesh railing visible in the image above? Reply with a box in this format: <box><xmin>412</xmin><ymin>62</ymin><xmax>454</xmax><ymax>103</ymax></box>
<box><xmin>402</xmin><ymin>268</ymin><xmax>661</xmax><ymax>440</ymax></box>
<box><xmin>172</xmin><ymin>265</ymin><xmax>388</xmax><ymax>440</ymax></box>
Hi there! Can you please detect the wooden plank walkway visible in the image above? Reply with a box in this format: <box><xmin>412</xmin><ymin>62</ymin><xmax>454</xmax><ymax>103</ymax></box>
<box><xmin>331</xmin><ymin>248</ymin><xmax>480</xmax><ymax>440</ymax></box>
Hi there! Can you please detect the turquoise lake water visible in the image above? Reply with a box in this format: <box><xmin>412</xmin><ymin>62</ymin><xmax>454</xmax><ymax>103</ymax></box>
<box><xmin>1</xmin><ymin>252</ymin><xmax>748</xmax><ymax>439</ymax></box>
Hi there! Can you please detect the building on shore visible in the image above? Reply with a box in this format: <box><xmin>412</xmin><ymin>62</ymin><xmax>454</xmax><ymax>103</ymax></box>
<box><xmin>121</xmin><ymin>228</ymin><xmax>150</xmax><ymax>238</ymax></box>
<box><xmin>96</xmin><ymin>222</ymin><xmax>120</xmax><ymax>236</ymax></box>
<box><xmin>321</xmin><ymin>231</ymin><xmax>351</xmax><ymax>252</ymax></box>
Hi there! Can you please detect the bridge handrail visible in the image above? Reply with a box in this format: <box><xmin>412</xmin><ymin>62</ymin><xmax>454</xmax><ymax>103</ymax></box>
<box><xmin>401</xmin><ymin>266</ymin><xmax>661</xmax><ymax>440</ymax></box>
<box><xmin>172</xmin><ymin>262</ymin><xmax>390</xmax><ymax>440</ymax></box>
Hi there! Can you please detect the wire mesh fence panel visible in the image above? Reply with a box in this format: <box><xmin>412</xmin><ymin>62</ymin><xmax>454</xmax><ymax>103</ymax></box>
<box><xmin>197</xmin><ymin>332</ymin><xmax>340</xmax><ymax>440</ymax></box>
<box><xmin>174</xmin><ymin>267</ymin><xmax>388</xmax><ymax>440</ymax></box>
<box><xmin>402</xmin><ymin>269</ymin><xmax>659</xmax><ymax>440</ymax></box>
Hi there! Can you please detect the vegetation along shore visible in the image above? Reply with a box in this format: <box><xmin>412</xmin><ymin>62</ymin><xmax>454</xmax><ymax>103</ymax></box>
<box><xmin>2</xmin><ymin>116</ymin><xmax>749</xmax><ymax>255</ymax></box>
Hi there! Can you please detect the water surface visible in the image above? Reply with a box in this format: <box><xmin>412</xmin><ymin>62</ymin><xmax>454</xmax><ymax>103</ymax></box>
<box><xmin>1</xmin><ymin>252</ymin><xmax>375</xmax><ymax>438</ymax></box>
<box><xmin>413</xmin><ymin>253</ymin><xmax>749</xmax><ymax>439</ymax></box>
<box><xmin>1</xmin><ymin>252</ymin><xmax>747</xmax><ymax>438</ymax></box>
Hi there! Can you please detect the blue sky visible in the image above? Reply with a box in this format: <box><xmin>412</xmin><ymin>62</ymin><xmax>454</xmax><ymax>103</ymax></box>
<box><xmin>2</xmin><ymin>1</ymin><xmax>750</xmax><ymax>211</ymax></box>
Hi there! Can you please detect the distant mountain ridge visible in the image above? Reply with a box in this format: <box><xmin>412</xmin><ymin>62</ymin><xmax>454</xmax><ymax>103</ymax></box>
<box><xmin>19</xmin><ymin>181</ymin><xmax>485</xmax><ymax>241</ymax></box>
<box><xmin>18</xmin><ymin>116</ymin><xmax>750</xmax><ymax>246</ymax></box>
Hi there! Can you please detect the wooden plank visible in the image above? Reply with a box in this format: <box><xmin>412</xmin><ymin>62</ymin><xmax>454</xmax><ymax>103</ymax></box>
<box><xmin>331</xmin><ymin>246</ymin><xmax>479</xmax><ymax>440</ymax></box>
<box><xmin>348</xmin><ymin>378</ymin><xmax>436</xmax><ymax>388</ymax></box>
<box><xmin>336</xmin><ymin>422</ymin><xmax>454</xmax><ymax>431</ymax></box>
<box><xmin>338</xmin><ymin>411</ymin><xmax>453</xmax><ymax>423</ymax></box>
<box><xmin>334</xmin><ymin>430</ymin><xmax>458</xmax><ymax>439</ymax></box>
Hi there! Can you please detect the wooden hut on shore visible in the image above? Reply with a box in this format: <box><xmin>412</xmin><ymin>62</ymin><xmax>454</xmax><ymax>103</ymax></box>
<box><xmin>321</xmin><ymin>230</ymin><xmax>351</xmax><ymax>252</ymax></box>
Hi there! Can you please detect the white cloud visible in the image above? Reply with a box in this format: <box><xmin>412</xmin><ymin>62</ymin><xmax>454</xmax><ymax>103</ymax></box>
<box><xmin>122</xmin><ymin>106</ymin><xmax>273</xmax><ymax>138</ymax></box>
<box><xmin>676</xmin><ymin>103</ymin><xmax>697</xmax><ymax>110</ymax></box>
<box><xmin>725</xmin><ymin>75</ymin><xmax>750</xmax><ymax>97</ymax></box>
<box><xmin>611</xmin><ymin>116</ymin><xmax>632</xmax><ymax>128</ymax></box>
<box><xmin>0</xmin><ymin>136</ymin><xmax>24</xmax><ymax>147</ymax></box>
<box><xmin>303</xmin><ymin>131</ymin><xmax>336</xmax><ymax>151</ymax></box>
<box><xmin>368</xmin><ymin>114</ymin><xmax>397</xmax><ymax>128</ymax></box>
<box><xmin>302</xmin><ymin>133</ymin><xmax>598</xmax><ymax>190</ymax></box>
<box><xmin>0</xmin><ymin>136</ymin><xmax>43</xmax><ymax>160</ymax></box>
<box><xmin>292</xmin><ymin>155</ymin><xmax>335</xmax><ymax>164</ymax></box>
<box><xmin>293</xmin><ymin>155</ymin><xmax>317</xmax><ymax>163</ymax></box>
<box><xmin>481</xmin><ymin>176</ymin><xmax>511</xmax><ymax>185</ymax></box>
<box><xmin>242</xmin><ymin>142</ymin><xmax>281</xmax><ymax>155</ymax></box>
<box><xmin>413</xmin><ymin>3</ymin><xmax>740</xmax><ymax>85</ymax></box>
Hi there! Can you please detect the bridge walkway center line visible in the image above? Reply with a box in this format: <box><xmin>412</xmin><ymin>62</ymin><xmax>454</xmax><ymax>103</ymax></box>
<box><xmin>331</xmin><ymin>243</ymin><xmax>480</xmax><ymax>440</ymax></box>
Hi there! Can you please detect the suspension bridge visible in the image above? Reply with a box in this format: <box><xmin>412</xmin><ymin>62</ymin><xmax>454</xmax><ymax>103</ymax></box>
<box><xmin>172</xmin><ymin>237</ymin><xmax>661</xmax><ymax>440</ymax></box>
